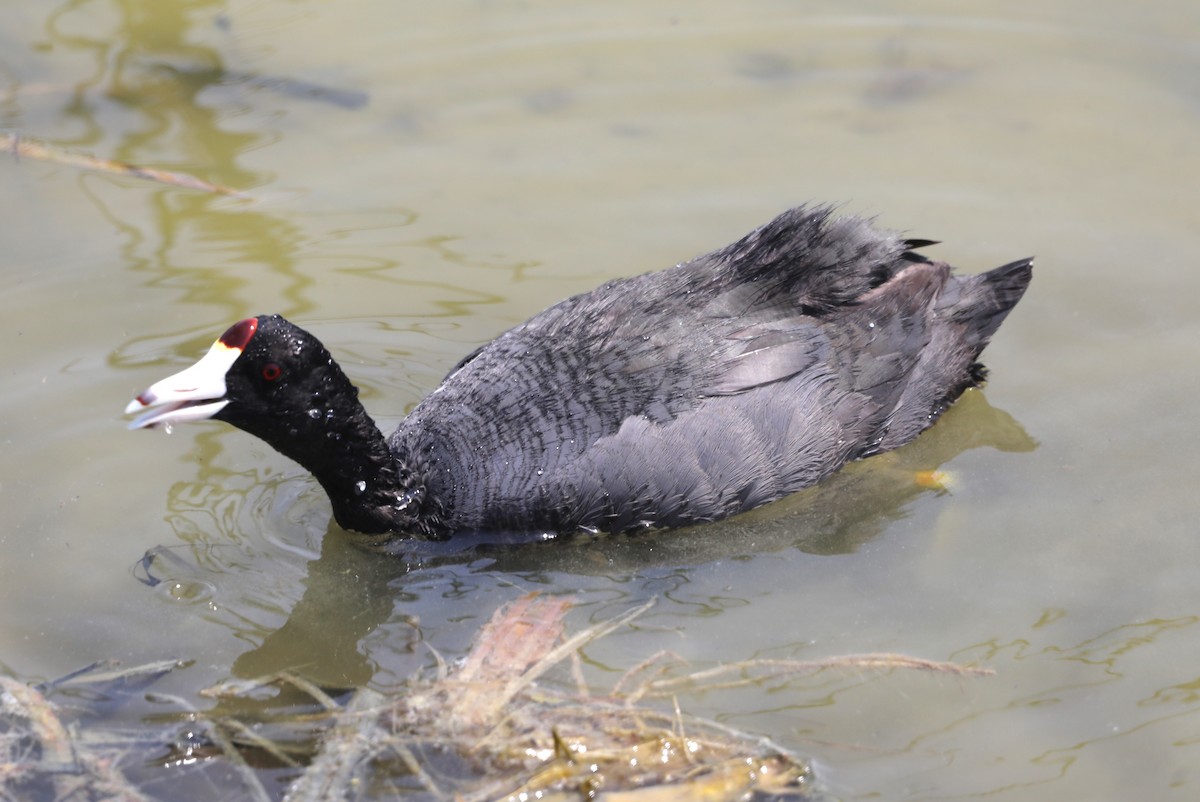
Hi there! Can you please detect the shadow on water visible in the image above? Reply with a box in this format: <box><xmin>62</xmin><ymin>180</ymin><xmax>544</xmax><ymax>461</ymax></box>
<box><xmin>137</xmin><ymin>388</ymin><xmax>1035</xmax><ymax>691</ymax></box>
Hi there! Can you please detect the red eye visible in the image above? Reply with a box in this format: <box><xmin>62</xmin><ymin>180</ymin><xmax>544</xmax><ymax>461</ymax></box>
<box><xmin>261</xmin><ymin>363</ymin><xmax>282</xmax><ymax>382</ymax></box>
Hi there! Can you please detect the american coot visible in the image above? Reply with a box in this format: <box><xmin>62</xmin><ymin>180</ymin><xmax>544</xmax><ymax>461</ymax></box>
<box><xmin>126</xmin><ymin>207</ymin><xmax>1031</xmax><ymax>541</ymax></box>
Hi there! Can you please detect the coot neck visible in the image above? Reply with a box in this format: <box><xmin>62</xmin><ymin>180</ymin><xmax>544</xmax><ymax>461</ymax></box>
<box><xmin>232</xmin><ymin>368</ymin><xmax>425</xmax><ymax>537</ymax></box>
<box><xmin>303</xmin><ymin>402</ymin><xmax>423</xmax><ymax>536</ymax></box>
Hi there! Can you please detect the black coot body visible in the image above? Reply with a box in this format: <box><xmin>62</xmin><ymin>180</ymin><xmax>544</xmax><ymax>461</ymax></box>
<box><xmin>127</xmin><ymin>207</ymin><xmax>1032</xmax><ymax>541</ymax></box>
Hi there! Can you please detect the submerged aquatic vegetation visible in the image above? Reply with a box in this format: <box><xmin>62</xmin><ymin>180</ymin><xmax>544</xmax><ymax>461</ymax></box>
<box><xmin>0</xmin><ymin>597</ymin><xmax>990</xmax><ymax>801</ymax></box>
<box><xmin>280</xmin><ymin>594</ymin><xmax>990</xmax><ymax>801</ymax></box>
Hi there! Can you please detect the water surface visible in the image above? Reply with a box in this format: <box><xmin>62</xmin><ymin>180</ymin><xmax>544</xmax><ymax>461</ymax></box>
<box><xmin>2</xmin><ymin>1</ymin><xmax>1199</xmax><ymax>799</ymax></box>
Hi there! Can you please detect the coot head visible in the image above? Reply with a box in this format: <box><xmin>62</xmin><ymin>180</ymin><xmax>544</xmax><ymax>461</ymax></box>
<box><xmin>127</xmin><ymin>315</ymin><xmax>413</xmax><ymax>535</ymax></box>
<box><xmin>129</xmin><ymin>314</ymin><xmax>366</xmax><ymax>461</ymax></box>
<box><xmin>126</xmin><ymin>316</ymin><xmax>345</xmax><ymax>437</ymax></box>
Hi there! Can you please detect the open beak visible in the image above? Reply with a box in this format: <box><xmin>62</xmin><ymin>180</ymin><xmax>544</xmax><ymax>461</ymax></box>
<box><xmin>125</xmin><ymin>338</ymin><xmax>241</xmax><ymax>429</ymax></box>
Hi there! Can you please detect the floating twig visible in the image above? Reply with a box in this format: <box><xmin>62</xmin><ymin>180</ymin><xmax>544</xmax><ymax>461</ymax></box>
<box><xmin>1</xmin><ymin>132</ymin><xmax>248</xmax><ymax>197</ymax></box>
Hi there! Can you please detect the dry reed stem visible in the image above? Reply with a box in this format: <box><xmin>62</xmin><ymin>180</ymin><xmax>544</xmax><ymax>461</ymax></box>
<box><xmin>2</xmin><ymin>132</ymin><xmax>247</xmax><ymax>197</ymax></box>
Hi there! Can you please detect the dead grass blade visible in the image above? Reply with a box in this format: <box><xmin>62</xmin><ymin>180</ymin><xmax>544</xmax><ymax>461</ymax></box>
<box><xmin>623</xmin><ymin>652</ymin><xmax>995</xmax><ymax>702</ymax></box>
<box><xmin>1</xmin><ymin>674</ymin><xmax>155</xmax><ymax>802</ymax></box>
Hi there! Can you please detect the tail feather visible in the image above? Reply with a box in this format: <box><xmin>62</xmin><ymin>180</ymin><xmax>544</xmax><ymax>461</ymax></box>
<box><xmin>941</xmin><ymin>257</ymin><xmax>1033</xmax><ymax>354</ymax></box>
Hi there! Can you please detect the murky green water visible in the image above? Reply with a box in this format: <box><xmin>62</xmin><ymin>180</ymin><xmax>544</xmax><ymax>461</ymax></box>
<box><xmin>3</xmin><ymin>0</ymin><xmax>1199</xmax><ymax>799</ymax></box>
